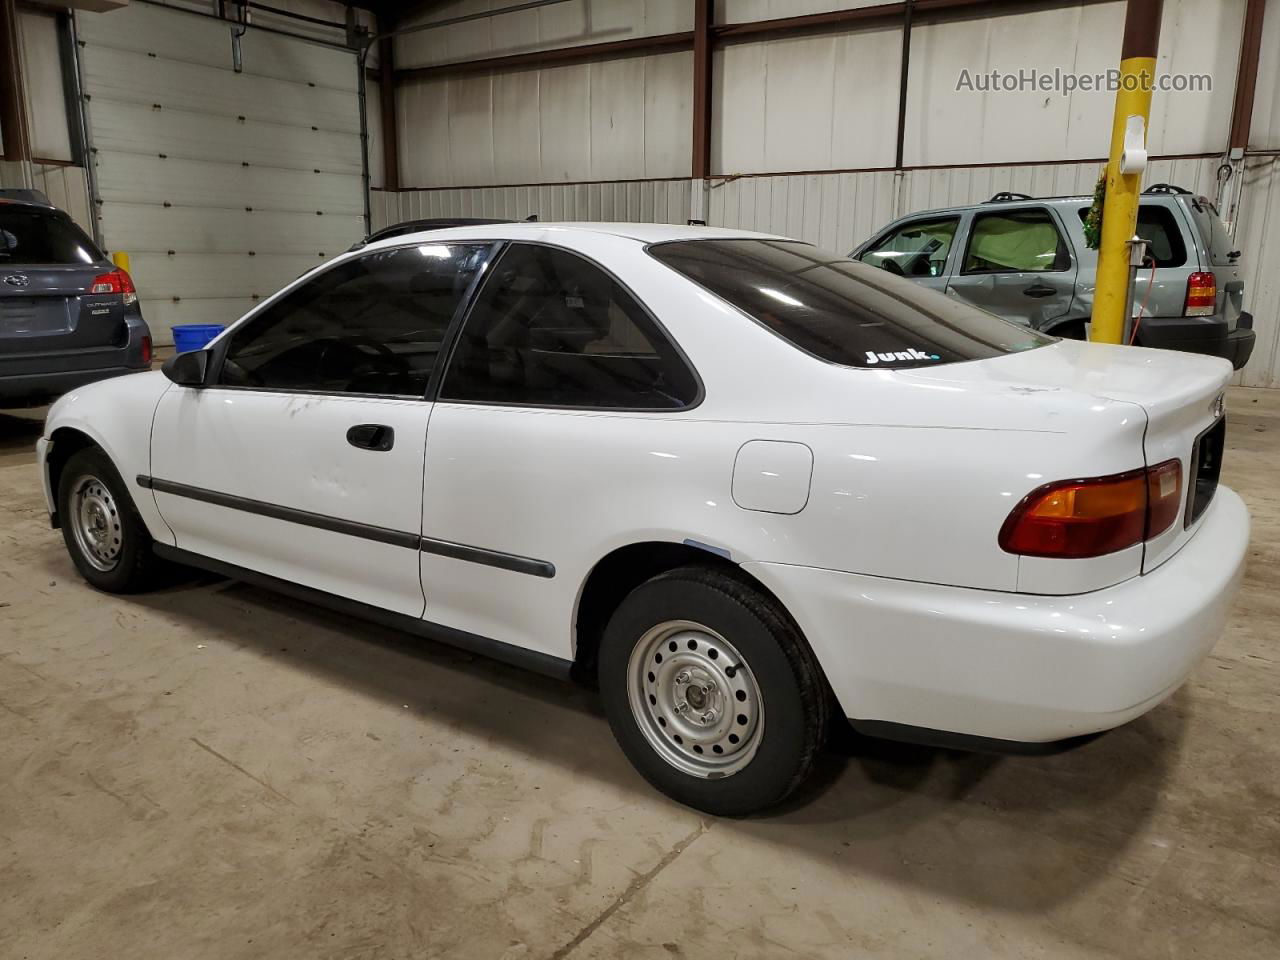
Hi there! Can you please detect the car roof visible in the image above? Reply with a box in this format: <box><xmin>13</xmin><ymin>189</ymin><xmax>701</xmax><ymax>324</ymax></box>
<box><xmin>360</xmin><ymin>221</ymin><xmax>789</xmax><ymax>252</ymax></box>
<box><xmin>0</xmin><ymin>197</ymin><xmax>58</xmax><ymax>213</ymax></box>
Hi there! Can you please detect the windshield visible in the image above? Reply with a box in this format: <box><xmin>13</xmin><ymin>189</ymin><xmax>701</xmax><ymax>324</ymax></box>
<box><xmin>649</xmin><ymin>238</ymin><xmax>1052</xmax><ymax>369</ymax></box>
<box><xmin>0</xmin><ymin>208</ymin><xmax>100</xmax><ymax>265</ymax></box>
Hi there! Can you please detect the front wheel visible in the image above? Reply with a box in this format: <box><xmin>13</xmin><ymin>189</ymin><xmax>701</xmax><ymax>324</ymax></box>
<box><xmin>598</xmin><ymin>566</ymin><xmax>830</xmax><ymax>816</ymax></box>
<box><xmin>57</xmin><ymin>447</ymin><xmax>163</xmax><ymax>593</ymax></box>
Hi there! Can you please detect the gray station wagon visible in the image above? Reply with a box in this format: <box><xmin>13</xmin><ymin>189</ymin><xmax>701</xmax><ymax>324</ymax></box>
<box><xmin>1</xmin><ymin>190</ymin><xmax>152</xmax><ymax>405</ymax></box>
<box><xmin>851</xmin><ymin>185</ymin><xmax>1254</xmax><ymax>369</ymax></box>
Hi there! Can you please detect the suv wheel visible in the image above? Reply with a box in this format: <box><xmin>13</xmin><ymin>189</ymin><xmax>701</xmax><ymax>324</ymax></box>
<box><xmin>599</xmin><ymin>566</ymin><xmax>830</xmax><ymax>816</ymax></box>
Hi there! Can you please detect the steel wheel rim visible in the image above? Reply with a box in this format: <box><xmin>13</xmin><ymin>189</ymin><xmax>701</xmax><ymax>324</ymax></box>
<box><xmin>627</xmin><ymin>619</ymin><xmax>764</xmax><ymax>779</ymax></box>
<box><xmin>69</xmin><ymin>474</ymin><xmax>123</xmax><ymax>572</ymax></box>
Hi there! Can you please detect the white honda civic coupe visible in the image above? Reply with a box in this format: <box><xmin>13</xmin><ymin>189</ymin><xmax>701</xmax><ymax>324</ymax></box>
<box><xmin>38</xmin><ymin>223</ymin><xmax>1248</xmax><ymax>815</ymax></box>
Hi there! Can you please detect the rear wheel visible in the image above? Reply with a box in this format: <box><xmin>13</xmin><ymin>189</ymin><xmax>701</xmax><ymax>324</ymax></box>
<box><xmin>57</xmin><ymin>447</ymin><xmax>163</xmax><ymax>593</ymax></box>
<box><xmin>599</xmin><ymin>566</ymin><xmax>829</xmax><ymax>816</ymax></box>
<box><xmin>1052</xmin><ymin>318</ymin><xmax>1088</xmax><ymax>340</ymax></box>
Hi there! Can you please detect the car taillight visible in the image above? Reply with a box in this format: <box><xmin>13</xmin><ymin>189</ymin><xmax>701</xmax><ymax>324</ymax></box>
<box><xmin>140</xmin><ymin>335</ymin><xmax>152</xmax><ymax>366</ymax></box>
<box><xmin>1185</xmin><ymin>271</ymin><xmax>1216</xmax><ymax>317</ymax></box>
<box><xmin>90</xmin><ymin>268</ymin><xmax>138</xmax><ymax>306</ymax></box>
<box><xmin>999</xmin><ymin>459</ymin><xmax>1183</xmax><ymax>559</ymax></box>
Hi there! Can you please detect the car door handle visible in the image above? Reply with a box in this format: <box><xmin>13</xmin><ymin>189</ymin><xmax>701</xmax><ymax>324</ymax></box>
<box><xmin>1023</xmin><ymin>283</ymin><xmax>1057</xmax><ymax>298</ymax></box>
<box><xmin>346</xmin><ymin>423</ymin><xmax>395</xmax><ymax>452</ymax></box>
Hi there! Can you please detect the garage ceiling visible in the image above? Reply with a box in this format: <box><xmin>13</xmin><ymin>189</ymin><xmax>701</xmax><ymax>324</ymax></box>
<box><xmin>77</xmin><ymin>2</ymin><xmax>366</xmax><ymax>344</ymax></box>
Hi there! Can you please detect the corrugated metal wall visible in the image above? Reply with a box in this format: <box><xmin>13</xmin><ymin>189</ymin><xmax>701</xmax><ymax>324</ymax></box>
<box><xmin>395</xmin><ymin>0</ymin><xmax>692</xmax><ymax>67</ymax></box>
<box><xmin>397</xmin><ymin>51</ymin><xmax>692</xmax><ymax>187</ymax></box>
<box><xmin>371</xmin><ymin>178</ymin><xmax>691</xmax><ymax>232</ymax></box>
<box><xmin>1233</xmin><ymin>156</ymin><xmax>1280</xmax><ymax>388</ymax></box>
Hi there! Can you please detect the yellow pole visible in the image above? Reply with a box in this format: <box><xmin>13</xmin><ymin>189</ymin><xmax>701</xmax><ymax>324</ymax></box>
<box><xmin>111</xmin><ymin>250</ymin><xmax>131</xmax><ymax>274</ymax></box>
<box><xmin>1091</xmin><ymin>0</ymin><xmax>1163</xmax><ymax>344</ymax></box>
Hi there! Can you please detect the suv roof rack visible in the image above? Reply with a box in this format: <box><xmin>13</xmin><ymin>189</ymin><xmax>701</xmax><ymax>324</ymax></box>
<box><xmin>1142</xmin><ymin>183</ymin><xmax>1192</xmax><ymax>195</ymax></box>
<box><xmin>986</xmin><ymin>192</ymin><xmax>1033</xmax><ymax>203</ymax></box>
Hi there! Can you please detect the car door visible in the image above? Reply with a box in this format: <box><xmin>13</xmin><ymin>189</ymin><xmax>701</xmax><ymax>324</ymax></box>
<box><xmin>416</xmin><ymin>241</ymin><xmax>702</xmax><ymax>660</ymax></box>
<box><xmin>945</xmin><ymin>206</ymin><xmax>1077</xmax><ymax>327</ymax></box>
<box><xmin>854</xmin><ymin>214</ymin><xmax>961</xmax><ymax>293</ymax></box>
<box><xmin>148</xmin><ymin>241</ymin><xmax>494</xmax><ymax>616</ymax></box>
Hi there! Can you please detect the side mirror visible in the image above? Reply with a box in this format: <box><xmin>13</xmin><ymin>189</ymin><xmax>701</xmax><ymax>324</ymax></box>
<box><xmin>162</xmin><ymin>349</ymin><xmax>210</xmax><ymax>387</ymax></box>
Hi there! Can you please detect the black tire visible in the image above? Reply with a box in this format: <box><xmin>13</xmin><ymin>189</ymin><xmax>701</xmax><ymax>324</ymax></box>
<box><xmin>1052</xmin><ymin>318</ymin><xmax>1088</xmax><ymax>341</ymax></box>
<box><xmin>598</xmin><ymin>565</ymin><xmax>830</xmax><ymax>816</ymax></box>
<box><xmin>57</xmin><ymin>446</ymin><xmax>163</xmax><ymax>593</ymax></box>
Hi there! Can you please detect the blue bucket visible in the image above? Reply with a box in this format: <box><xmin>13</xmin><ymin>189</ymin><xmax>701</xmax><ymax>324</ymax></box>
<box><xmin>171</xmin><ymin>323</ymin><xmax>225</xmax><ymax>353</ymax></box>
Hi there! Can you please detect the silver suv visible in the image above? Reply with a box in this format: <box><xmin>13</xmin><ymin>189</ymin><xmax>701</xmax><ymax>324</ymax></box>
<box><xmin>851</xmin><ymin>185</ymin><xmax>1254</xmax><ymax>369</ymax></box>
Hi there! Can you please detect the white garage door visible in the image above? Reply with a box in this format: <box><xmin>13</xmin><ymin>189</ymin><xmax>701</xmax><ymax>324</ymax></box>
<box><xmin>77</xmin><ymin>3</ymin><xmax>365</xmax><ymax>344</ymax></box>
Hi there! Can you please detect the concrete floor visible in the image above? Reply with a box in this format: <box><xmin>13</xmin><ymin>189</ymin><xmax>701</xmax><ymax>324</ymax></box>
<box><xmin>1</xmin><ymin>388</ymin><xmax>1277</xmax><ymax>960</ymax></box>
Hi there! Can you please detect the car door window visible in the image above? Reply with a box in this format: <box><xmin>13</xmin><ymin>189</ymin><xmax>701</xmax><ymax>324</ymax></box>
<box><xmin>962</xmin><ymin>209</ymin><xmax>1070</xmax><ymax>274</ymax></box>
<box><xmin>219</xmin><ymin>242</ymin><xmax>491</xmax><ymax>397</ymax></box>
<box><xmin>439</xmin><ymin>243</ymin><xmax>699</xmax><ymax>409</ymax></box>
<box><xmin>858</xmin><ymin>217</ymin><xmax>959</xmax><ymax>278</ymax></box>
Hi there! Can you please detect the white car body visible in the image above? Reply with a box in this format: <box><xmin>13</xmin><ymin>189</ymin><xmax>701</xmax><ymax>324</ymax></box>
<box><xmin>38</xmin><ymin>222</ymin><xmax>1249</xmax><ymax>749</ymax></box>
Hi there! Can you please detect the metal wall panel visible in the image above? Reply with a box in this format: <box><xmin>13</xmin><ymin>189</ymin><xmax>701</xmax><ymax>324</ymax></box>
<box><xmin>398</xmin><ymin>50</ymin><xmax>692</xmax><ymax>187</ymax></box>
<box><xmin>714</xmin><ymin>0</ymin><xmax>882</xmax><ymax>23</ymax></box>
<box><xmin>30</xmin><ymin>164</ymin><xmax>93</xmax><ymax>232</ymax></box>
<box><xmin>386</xmin><ymin>178</ymin><xmax>692</xmax><ymax>225</ymax></box>
<box><xmin>19</xmin><ymin>10</ymin><xmax>74</xmax><ymax>162</ymax></box>
<box><xmin>1233</xmin><ymin>155</ymin><xmax>1280</xmax><ymax>387</ymax></box>
<box><xmin>1249</xmin><ymin>0</ymin><xmax>1280</xmax><ymax>150</ymax></box>
<box><xmin>395</xmin><ymin>0</ymin><xmax>693</xmax><ymax>69</ymax></box>
<box><xmin>77</xmin><ymin>2</ymin><xmax>364</xmax><ymax>344</ymax></box>
<box><xmin>904</xmin><ymin>0</ymin><xmax>1243</xmax><ymax>165</ymax></box>
<box><xmin>712</xmin><ymin>28</ymin><xmax>901</xmax><ymax>176</ymax></box>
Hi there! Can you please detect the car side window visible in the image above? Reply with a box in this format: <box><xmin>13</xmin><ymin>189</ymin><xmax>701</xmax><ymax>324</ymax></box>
<box><xmin>962</xmin><ymin>208</ymin><xmax>1070</xmax><ymax>274</ymax></box>
<box><xmin>218</xmin><ymin>243</ymin><xmax>490</xmax><ymax>397</ymax></box>
<box><xmin>1075</xmin><ymin>203</ymin><xmax>1187</xmax><ymax>268</ymax></box>
<box><xmin>439</xmin><ymin>243</ymin><xmax>699</xmax><ymax>409</ymax></box>
<box><xmin>858</xmin><ymin>216</ymin><xmax>959</xmax><ymax>278</ymax></box>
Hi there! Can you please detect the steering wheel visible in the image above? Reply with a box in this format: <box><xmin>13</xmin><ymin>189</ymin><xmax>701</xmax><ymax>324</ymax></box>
<box><xmin>880</xmin><ymin>258</ymin><xmax>906</xmax><ymax>276</ymax></box>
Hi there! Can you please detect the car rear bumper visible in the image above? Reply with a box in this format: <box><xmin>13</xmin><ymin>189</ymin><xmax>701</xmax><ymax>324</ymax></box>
<box><xmin>0</xmin><ymin>361</ymin><xmax>149</xmax><ymax>402</ymax></box>
<box><xmin>0</xmin><ymin>318</ymin><xmax>151</xmax><ymax>402</ymax></box>
<box><xmin>743</xmin><ymin>485</ymin><xmax>1249</xmax><ymax>745</ymax></box>
<box><xmin>1137</xmin><ymin>313</ymin><xmax>1255</xmax><ymax>370</ymax></box>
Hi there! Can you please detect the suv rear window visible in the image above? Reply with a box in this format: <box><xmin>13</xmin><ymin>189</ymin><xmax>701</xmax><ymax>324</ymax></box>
<box><xmin>650</xmin><ymin>239</ymin><xmax>1052</xmax><ymax>369</ymax></box>
<box><xmin>1076</xmin><ymin>203</ymin><xmax>1187</xmax><ymax>267</ymax></box>
<box><xmin>0</xmin><ymin>208</ymin><xmax>101</xmax><ymax>265</ymax></box>
<box><xmin>1185</xmin><ymin>197</ymin><xmax>1236</xmax><ymax>267</ymax></box>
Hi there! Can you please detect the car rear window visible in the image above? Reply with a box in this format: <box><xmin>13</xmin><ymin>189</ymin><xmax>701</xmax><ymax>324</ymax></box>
<box><xmin>1075</xmin><ymin>203</ymin><xmax>1187</xmax><ymax>267</ymax></box>
<box><xmin>648</xmin><ymin>238</ymin><xmax>1052</xmax><ymax>369</ymax></box>
<box><xmin>0</xmin><ymin>208</ymin><xmax>101</xmax><ymax>265</ymax></box>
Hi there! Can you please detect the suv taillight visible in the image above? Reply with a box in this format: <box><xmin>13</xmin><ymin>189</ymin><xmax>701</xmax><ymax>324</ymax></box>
<box><xmin>1185</xmin><ymin>271</ymin><xmax>1216</xmax><ymax>317</ymax></box>
<box><xmin>999</xmin><ymin>460</ymin><xmax>1182</xmax><ymax>559</ymax></box>
<box><xmin>90</xmin><ymin>268</ymin><xmax>137</xmax><ymax>306</ymax></box>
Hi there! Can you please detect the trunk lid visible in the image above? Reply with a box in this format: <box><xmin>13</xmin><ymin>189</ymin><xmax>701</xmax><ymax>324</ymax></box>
<box><xmin>899</xmin><ymin>339</ymin><xmax>1231</xmax><ymax>573</ymax></box>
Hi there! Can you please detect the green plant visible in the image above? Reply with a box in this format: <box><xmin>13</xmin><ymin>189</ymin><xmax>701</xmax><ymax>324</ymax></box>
<box><xmin>1083</xmin><ymin>171</ymin><xmax>1106</xmax><ymax>250</ymax></box>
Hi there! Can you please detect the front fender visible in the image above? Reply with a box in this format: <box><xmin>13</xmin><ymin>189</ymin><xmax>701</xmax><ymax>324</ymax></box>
<box><xmin>43</xmin><ymin>371</ymin><xmax>176</xmax><ymax>546</ymax></box>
